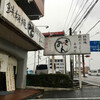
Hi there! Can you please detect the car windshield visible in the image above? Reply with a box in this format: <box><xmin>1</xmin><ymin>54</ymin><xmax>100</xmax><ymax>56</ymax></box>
<box><xmin>90</xmin><ymin>70</ymin><xmax>97</xmax><ymax>73</ymax></box>
<box><xmin>36</xmin><ymin>65</ymin><xmax>47</xmax><ymax>70</ymax></box>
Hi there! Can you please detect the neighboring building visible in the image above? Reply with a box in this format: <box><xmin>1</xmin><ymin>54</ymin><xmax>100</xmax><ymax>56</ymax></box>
<box><xmin>0</xmin><ymin>0</ymin><xmax>44</xmax><ymax>91</ymax></box>
<box><xmin>48</xmin><ymin>59</ymin><xmax>65</xmax><ymax>74</ymax></box>
<box><xmin>43</xmin><ymin>31</ymin><xmax>65</xmax><ymax>37</ymax></box>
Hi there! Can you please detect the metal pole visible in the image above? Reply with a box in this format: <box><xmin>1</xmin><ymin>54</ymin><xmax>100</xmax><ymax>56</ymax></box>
<box><xmin>52</xmin><ymin>55</ymin><xmax>55</xmax><ymax>74</ymax></box>
<box><xmin>78</xmin><ymin>54</ymin><xmax>82</xmax><ymax>88</ymax></box>
<box><xmin>38</xmin><ymin>51</ymin><xmax>39</xmax><ymax>67</ymax></box>
<box><xmin>69</xmin><ymin>28</ymin><xmax>74</xmax><ymax>80</ymax></box>
<box><xmin>64</xmin><ymin>55</ymin><xmax>66</xmax><ymax>74</ymax></box>
<box><xmin>34</xmin><ymin>51</ymin><xmax>36</xmax><ymax>73</ymax></box>
<box><xmin>82</xmin><ymin>54</ymin><xmax>85</xmax><ymax>77</ymax></box>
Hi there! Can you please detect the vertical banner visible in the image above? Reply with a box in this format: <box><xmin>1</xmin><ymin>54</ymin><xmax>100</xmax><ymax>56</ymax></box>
<box><xmin>0</xmin><ymin>54</ymin><xmax>8</xmax><ymax>72</ymax></box>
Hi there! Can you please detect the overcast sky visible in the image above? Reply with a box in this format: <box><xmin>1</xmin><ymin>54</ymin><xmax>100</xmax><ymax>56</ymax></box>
<box><xmin>27</xmin><ymin>0</ymin><xmax>100</xmax><ymax>71</ymax></box>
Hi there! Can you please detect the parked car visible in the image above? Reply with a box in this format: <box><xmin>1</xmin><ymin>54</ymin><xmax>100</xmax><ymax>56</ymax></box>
<box><xmin>88</xmin><ymin>70</ymin><xmax>98</xmax><ymax>76</ymax></box>
<box><xmin>35</xmin><ymin>64</ymin><xmax>48</xmax><ymax>74</ymax></box>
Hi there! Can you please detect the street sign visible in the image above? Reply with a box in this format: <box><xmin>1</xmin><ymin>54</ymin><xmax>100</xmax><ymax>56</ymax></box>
<box><xmin>90</xmin><ymin>41</ymin><xmax>100</xmax><ymax>52</ymax></box>
<box><xmin>44</xmin><ymin>34</ymin><xmax>90</xmax><ymax>55</ymax></box>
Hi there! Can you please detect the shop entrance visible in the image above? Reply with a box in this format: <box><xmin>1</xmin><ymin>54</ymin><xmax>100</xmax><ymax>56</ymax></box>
<box><xmin>6</xmin><ymin>57</ymin><xmax>17</xmax><ymax>91</ymax></box>
<box><xmin>0</xmin><ymin>72</ymin><xmax>6</xmax><ymax>91</ymax></box>
<box><xmin>0</xmin><ymin>53</ymin><xmax>17</xmax><ymax>91</ymax></box>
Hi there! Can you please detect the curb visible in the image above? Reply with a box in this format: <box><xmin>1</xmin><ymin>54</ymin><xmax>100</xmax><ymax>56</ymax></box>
<box><xmin>26</xmin><ymin>86</ymin><xmax>74</xmax><ymax>91</ymax></box>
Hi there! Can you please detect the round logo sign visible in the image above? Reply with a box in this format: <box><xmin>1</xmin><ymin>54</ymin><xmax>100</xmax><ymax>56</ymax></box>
<box><xmin>27</xmin><ymin>21</ymin><xmax>34</xmax><ymax>38</ymax></box>
<box><xmin>54</xmin><ymin>37</ymin><xmax>71</xmax><ymax>53</ymax></box>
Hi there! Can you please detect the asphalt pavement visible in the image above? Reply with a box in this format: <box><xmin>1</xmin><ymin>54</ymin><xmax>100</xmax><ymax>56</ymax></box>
<box><xmin>25</xmin><ymin>87</ymin><xmax>100</xmax><ymax>100</ymax></box>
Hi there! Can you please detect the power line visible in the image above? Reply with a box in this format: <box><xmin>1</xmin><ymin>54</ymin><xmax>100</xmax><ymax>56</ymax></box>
<box><xmin>72</xmin><ymin>0</ymin><xmax>95</xmax><ymax>32</ymax></box>
<box><xmin>27</xmin><ymin>57</ymin><xmax>47</xmax><ymax>66</ymax></box>
<box><xmin>86</xmin><ymin>20</ymin><xmax>100</xmax><ymax>34</ymax></box>
<box><xmin>66</xmin><ymin>0</ymin><xmax>80</xmax><ymax>32</ymax></box>
<box><xmin>65</xmin><ymin>0</ymin><xmax>89</xmax><ymax>34</ymax></box>
<box><xmin>90</xmin><ymin>32</ymin><xmax>100</xmax><ymax>38</ymax></box>
<box><xmin>63</xmin><ymin>0</ymin><xmax>74</xmax><ymax>30</ymax></box>
<box><xmin>73</xmin><ymin>0</ymin><xmax>98</xmax><ymax>32</ymax></box>
<box><xmin>70</xmin><ymin>0</ymin><xmax>89</xmax><ymax>28</ymax></box>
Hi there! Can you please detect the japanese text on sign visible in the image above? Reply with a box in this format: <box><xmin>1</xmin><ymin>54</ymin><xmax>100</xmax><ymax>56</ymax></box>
<box><xmin>44</xmin><ymin>34</ymin><xmax>90</xmax><ymax>55</ymax></box>
<box><xmin>6</xmin><ymin>2</ymin><xmax>27</xmax><ymax>29</ymax></box>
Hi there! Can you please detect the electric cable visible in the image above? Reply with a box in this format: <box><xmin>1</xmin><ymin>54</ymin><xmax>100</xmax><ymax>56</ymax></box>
<box><xmin>73</xmin><ymin>0</ymin><xmax>98</xmax><ymax>32</ymax></box>
<box><xmin>63</xmin><ymin>0</ymin><xmax>74</xmax><ymax>31</ymax></box>
<box><xmin>66</xmin><ymin>0</ymin><xmax>80</xmax><ymax>32</ymax></box>
<box><xmin>73</xmin><ymin>0</ymin><xmax>95</xmax><ymax>32</ymax></box>
<box><xmin>65</xmin><ymin>0</ymin><xmax>89</xmax><ymax>34</ymax></box>
<box><xmin>90</xmin><ymin>32</ymin><xmax>100</xmax><ymax>38</ymax></box>
<box><xmin>27</xmin><ymin>57</ymin><xmax>48</xmax><ymax>66</ymax></box>
<box><xmin>70</xmin><ymin>0</ymin><xmax>89</xmax><ymax>28</ymax></box>
<box><xmin>86</xmin><ymin>20</ymin><xmax>100</xmax><ymax>34</ymax></box>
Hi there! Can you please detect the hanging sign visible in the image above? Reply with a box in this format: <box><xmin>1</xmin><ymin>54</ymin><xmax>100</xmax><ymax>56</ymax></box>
<box><xmin>0</xmin><ymin>54</ymin><xmax>8</xmax><ymax>72</ymax></box>
<box><xmin>44</xmin><ymin>34</ymin><xmax>90</xmax><ymax>55</ymax></box>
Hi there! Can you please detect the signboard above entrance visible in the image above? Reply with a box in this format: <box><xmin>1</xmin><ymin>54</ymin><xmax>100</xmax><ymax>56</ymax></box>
<box><xmin>1</xmin><ymin>0</ymin><xmax>45</xmax><ymax>49</ymax></box>
<box><xmin>44</xmin><ymin>34</ymin><xmax>90</xmax><ymax>55</ymax></box>
<box><xmin>90</xmin><ymin>41</ymin><xmax>100</xmax><ymax>52</ymax></box>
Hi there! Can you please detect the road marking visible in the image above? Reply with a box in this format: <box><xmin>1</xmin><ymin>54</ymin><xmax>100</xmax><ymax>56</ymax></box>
<box><xmin>28</xmin><ymin>97</ymin><xmax>100</xmax><ymax>100</ymax></box>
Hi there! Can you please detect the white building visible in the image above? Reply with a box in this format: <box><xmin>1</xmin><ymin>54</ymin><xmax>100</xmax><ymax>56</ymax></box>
<box><xmin>48</xmin><ymin>58</ymin><xmax>65</xmax><ymax>74</ymax></box>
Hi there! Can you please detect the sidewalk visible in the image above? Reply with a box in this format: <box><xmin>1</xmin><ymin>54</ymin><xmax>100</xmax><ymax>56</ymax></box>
<box><xmin>0</xmin><ymin>89</ymin><xmax>41</xmax><ymax>100</ymax></box>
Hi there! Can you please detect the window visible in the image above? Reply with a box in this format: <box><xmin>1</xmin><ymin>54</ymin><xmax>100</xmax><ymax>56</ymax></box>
<box><xmin>91</xmin><ymin>70</ymin><xmax>97</xmax><ymax>73</ymax></box>
<box><xmin>98</xmin><ymin>70</ymin><xmax>100</xmax><ymax>73</ymax></box>
<box><xmin>50</xmin><ymin>59</ymin><xmax>52</xmax><ymax>62</ymax></box>
<box><xmin>61</xmin><ymin>59</ymin><xmax>63</xmax><ymax>62</ymax></box>
<box><xmin>36</xmin><ymin>65</ymin><xmax>47</xmax><ymax>70</ymax></box>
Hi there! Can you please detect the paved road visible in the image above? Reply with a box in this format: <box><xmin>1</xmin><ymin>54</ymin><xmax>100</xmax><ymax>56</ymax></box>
<box><xmin>26</xmin><ymin>87</ymin><xmax>100</xmax><ymax>100</ymax></box>
<box><xmin>26</xmin><ymin>75</ymin><xmax>100</xmax><ymax>100</ymax></box>
<box><xmin>82</xmin><ymin>75</ymin><xmax>100</xmax><ymax>86</ymax></box>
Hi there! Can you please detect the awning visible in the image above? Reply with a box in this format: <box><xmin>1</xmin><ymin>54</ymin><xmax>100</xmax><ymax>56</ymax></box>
<box><xmin>15</xmin><ymin>0</ymin><xmax>44</xmax><ymax>20</ymax></box>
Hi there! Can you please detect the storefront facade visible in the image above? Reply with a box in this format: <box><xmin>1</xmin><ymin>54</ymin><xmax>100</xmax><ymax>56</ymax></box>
<box><xmin>0</xmin><ymin>0</ymin><xmax>45</xmax><ymax>91</ymax></box>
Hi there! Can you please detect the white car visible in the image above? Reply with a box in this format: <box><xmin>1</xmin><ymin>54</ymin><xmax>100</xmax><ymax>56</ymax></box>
<box><xmin>35</xmin><ymin>64</ymin><xmax>48</xmax><ymax>74</ymax></box>
<box><xmin>88</xmin><ymin>70</ymin><xmax>98</xmax><ymax>76</ymax></box>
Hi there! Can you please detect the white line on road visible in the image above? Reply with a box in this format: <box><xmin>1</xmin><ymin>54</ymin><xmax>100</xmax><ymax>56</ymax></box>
<box><xmin>27</xmin><ymin>97</ymin><xmax>100</xmax><ymax>100</ymax></box>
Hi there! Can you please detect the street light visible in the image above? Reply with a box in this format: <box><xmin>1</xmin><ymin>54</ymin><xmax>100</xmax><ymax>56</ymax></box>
<box><xmin>36</xmin><ymin>25</ymin><xmax>49</xmax><ymax>29</ymax></box>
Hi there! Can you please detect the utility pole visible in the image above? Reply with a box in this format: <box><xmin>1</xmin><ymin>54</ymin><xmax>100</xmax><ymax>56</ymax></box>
<box><xmin>78</xmin><ymin>54</ymin><xmax>82</xmax><ymax>88</ymax></box>
<box><xmin>34</xmin><ymin>51</ymin><xmax>36</xmax><ymax>73</ymax></box>
<box><xmin>82</xmin><ymin>54</ymin><xmax>85</xmax><ymax>77</ymax></box>
<box><xmin>64</xmin><ymin>55</ymin><xmax>67</xmax><ymax>74</ymax></box>
<box><xmin>38</xmin><ymin>50</ymin><xmax>40</xmax><ymax>67</ymax></box>
<box><xmin>52</xmin><ymin>55</ymin><xmax>55</xmax><ymax>74</ymax></box>
<box><xmin>69</xmin><ymin>28</ymin><xmax>74</xmax><ymax>80</ymax></box>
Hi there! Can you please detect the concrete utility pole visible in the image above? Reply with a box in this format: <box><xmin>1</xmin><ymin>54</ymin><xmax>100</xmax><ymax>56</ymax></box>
<box><xmin>52</xmin><ymin>55</ymin><xmax>55</xmax><ymax>74</ymax></box>
<box><xmin>64</xmin><ymin>55</ymin><xmax>67</xmax><ymax>74</ymax></box>
<box><xmin>82</xmin><ymin>54</ymin><xmax>85</xmax><ymax>77</ymax></box>
<box><xmin>78</xmin><ymin>54</ymin><xmax>82</xmax><ymax>88</ymax></box>
<box><xmin>69</xmin><ymin>28</ymin><xmax>74</xmax><ymax>80</ymax></box>
<box><xmin>34</xmin><ymin>51</ymin><xmax>36</xmax><ymax>73</ymax></box>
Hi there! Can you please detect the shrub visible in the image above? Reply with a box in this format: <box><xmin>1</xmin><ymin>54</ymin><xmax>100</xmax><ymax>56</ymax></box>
<box><xmin>26</xmin><ymin>74</ymin><xmax>73</xmax><ymax>88</ymax></box>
